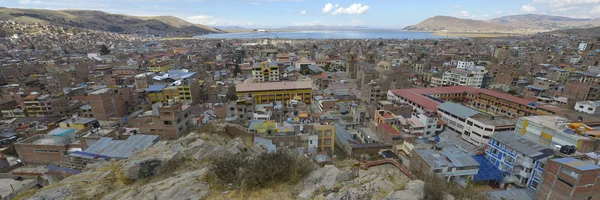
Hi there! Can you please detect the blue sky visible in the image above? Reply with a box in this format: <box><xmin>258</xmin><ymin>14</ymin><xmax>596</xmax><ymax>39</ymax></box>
<box><xmin>4</xmin><ymin>0</ymin><xmax>600</xmax><ymax>28</ymax></box>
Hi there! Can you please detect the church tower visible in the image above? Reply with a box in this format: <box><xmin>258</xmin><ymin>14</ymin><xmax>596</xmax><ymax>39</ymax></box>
<box><xmin>346</xmin><ymin>51</ymin><xmax>357</xmax><ymax>79</ymax></box>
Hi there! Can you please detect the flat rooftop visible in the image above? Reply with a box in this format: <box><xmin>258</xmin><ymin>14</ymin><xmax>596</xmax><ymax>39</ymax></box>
<box><xmin>553</xmin><ymin>157</ymin><xmax>600</xmax><ymax>171</ymax></box>
<box><xmin>491</xmin><ymin>131</ymin><xmax>554</xmax><ymax>160</ymax></box>
<box><xmin>470</xmin><ymin>113</ymin><xmax>517</xmax><ymax>127</ymax></box>
<box><xmin>414</xmin><ymin>146</ymin><xmax>479</xmax><ymax>168</ymax></box>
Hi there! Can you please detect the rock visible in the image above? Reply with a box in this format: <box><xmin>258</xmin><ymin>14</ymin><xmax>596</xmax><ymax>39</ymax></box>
<box><xmin>383</xmin><ymin>180</ymin><xmax>425</xmax><ymax>200</ymax></box>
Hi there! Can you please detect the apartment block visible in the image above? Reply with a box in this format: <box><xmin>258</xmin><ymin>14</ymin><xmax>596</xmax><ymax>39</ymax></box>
<box><xmin>438</xmin><ymin>102</ymin><xmax>516</xmax><ymax>146</ymax></box>
<box><xmin>252</xmin><ymin>61</ymin><xmax>279</xmax><ymax>82</ymax></box>
<box><xmin>23</xmin><ymin>93</ymin><xmax>68</xmax><ymax>117</ymax></box>
<box><xmin>147</xmin><ymin>70</ymin><xmax>200</xmax><ymax>104</ymax></box>
<box><xmin>574</xmin><ymin>101</ymin><xmax>600</xmax><ymax>115</ymax></box>
<box><xmin>441</xmin><ymin>66</ymin><xmax>485</xmax><ymax>88</ymax></box>
<box><xmin>88</xmin><ymin>87</ymin><xmax>133</xmax><ymax>120</ymax></box>
<box><xmin>128</xmin><ymin>102</ymin><xmax>192</xmax><ymax>140</ymax></box>
<box><xmin>537</xmin><ymin>158</ymin><xmax>600</xmax><ymax>200</ymax></box>
<box><xmin>486</xmin><ymin>131</ymin><xmax>554</xmax><ymax>191</ymax></box>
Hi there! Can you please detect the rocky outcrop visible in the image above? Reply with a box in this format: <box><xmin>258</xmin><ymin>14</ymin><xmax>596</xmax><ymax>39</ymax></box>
<box><xmin>26</xmin><ymin>122</ymin><xmax>422</xmax><ymax>200</ymax></box>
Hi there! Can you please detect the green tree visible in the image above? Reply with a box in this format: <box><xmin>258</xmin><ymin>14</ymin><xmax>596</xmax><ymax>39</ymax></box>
<box><xmin>99</xmin><ymin>44</ymin><xmax>110</xmax><ymax>55</ymax></box>
<box><xmin>508</xmin><ymin>90</ymin><xmax>518</xmax><ymax>95</ymax></box>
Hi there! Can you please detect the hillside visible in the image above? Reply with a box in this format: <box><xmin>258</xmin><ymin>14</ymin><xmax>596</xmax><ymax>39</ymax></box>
<box><xmin>403</xmin><ymin>16</ymin><xmax>510</xmax><ymax>32</ymax></box>
<box><xmin>490</xmin><ymin>14</ymin><xmax>600</xmax><ymax>32</ymax></box>
<box><xmin>404</xmin><ymin>14</ymin><xmax>600</xmax><ymax>33</ymax></box>
<box><xmin>0</xmin><ymin>8</ymin><xmax>223</xmax><ymax>36</ymax></box>
<box><xmin>549</xmin><ymin>26</ymin><xmax>600</xmax><ymax>36</ymax></box>
<box><xmin>15</xmin><ymin>122</ymin><xmax>487</xmax><ymax>200</ymax></box>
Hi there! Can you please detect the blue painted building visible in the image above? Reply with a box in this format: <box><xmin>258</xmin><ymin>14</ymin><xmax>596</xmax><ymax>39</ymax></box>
<box><xmin>485</xmin><ymin>131</ymin><xmax>554</xmax><ymax>191</ymax></box>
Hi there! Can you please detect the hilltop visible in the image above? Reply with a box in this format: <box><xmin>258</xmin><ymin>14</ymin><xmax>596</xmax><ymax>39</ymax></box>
<box><xmin>404</xmin><ymin>14</ymin><xmax>600</xmax><ymax>33</ymax></box>
<box><xmin>14</xmin><ymin>122</ymin><xmax>486</xmax><ymax>200</ymax></box>
<box><xmin>0</xmin><ymin>8</ymin><xmax>223</xmax><ymax>36</ymax></box>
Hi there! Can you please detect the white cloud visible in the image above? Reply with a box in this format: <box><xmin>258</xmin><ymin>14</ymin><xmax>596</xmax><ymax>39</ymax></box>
<box><xmin>495</xmin><ymin>10</ymin><xmax>502</xmax><ymax>14</ymax></box>
<box><xmin>453</xmin><ymin>5</ymin><xmax>460</xmax><ymax>9</ymax></box>
<box><xmin>351</xmin><ymin>19</ymin><xmax>361</xmax><ymax>25</ymax></box>
<box><xmin>19</xmin><ymin>0</ymin><xmax>42</xmax><ymax>4</ymax></box>
<box><xmin>533</xmin><ymin>0</ymin><xmax>600</xmax><ymax>8</ymax></box>
<box><xmin>456</xmin><ymin>10</ymin><xmax>471</xmax><ymax>18</ymax></box>
<box><xmin>186</xmin><ymin>15</ymin><xmax>254</xmax><ymax>26</ymax></box>
<box><xmin>331</xmin><ymin>3</ymin><xmax>369</xmax><ymax>15</ymax></box>
<box><xmin>300</xmin><ymin>10</ymin><xmax>306</xmax><ymax>15</ymax></box>
<box><xmin>322</xmin><ymin>3</ymin><xmax>334</xmax><ymax>13</ymax></box>
<box><xmin>592</xmin><ymin>5</ymin><xmax>600</xmax><ymax>14</ymax></box>
<box><xmin>187</xmin><ymin>15</ymin><xmax>217</xmax><ymax>25</ymax></box>
<box><xmin>520</xmin><ymin>5</ymin><xmax>537</xmax><ymax>13</ymax></box>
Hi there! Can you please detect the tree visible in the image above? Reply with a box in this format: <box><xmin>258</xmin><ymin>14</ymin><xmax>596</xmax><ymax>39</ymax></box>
<box><xmin>378</xmin><ymin>41</ymin><xmax>384</xmax><ymax>46</ymax></box>
<box><xmin>434</xmin><ymin>41</ymin><xmax>438</xmax><ymax>46</ymax></box>
<box><xmin>508</xmin><ymin>90</ymin><xmax>519</xmax><ymax>95</ymax></box>
<box><xmin>28</xmin><ymin>44</ymin><xmax>35</xmax><ymax>50</ymax></box>
<box><xmin>216</xmin><ymin>42</ymin><xmax>222</xmax><ymax>48</ymax></box>
<box><xmin>233</xmin><ymin>63</ymin><xmax>241</xmax><ymax>78</ymax></box>
<box><xmin>99</xmin><ymin>44</ymin><xmax>110</xmax><ymax>55</ymax></box>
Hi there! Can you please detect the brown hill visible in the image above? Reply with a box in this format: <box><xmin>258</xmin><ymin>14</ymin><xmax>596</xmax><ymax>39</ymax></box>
<box><xmin>403</xmin><ymin>16</ymin><xmax>510</xmax><ymax>32</ymax></box>
<box><xmin>0</xmin><ymin>8</ymin><xmax>223</xmax><ymax>36</ymax></box>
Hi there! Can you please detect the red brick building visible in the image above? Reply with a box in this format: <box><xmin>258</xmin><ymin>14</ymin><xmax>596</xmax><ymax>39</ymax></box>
<box><xmin>88</xmin><ymin>87</ymin><xmax>133</xmax><ymax>120</ymax></box>
<box><xmin>537</xmin><ymin>157</ymin><xmax>600</xmax><ymax>200</ymax></box>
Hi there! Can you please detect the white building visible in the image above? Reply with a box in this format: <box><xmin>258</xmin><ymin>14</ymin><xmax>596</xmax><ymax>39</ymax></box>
<box><xmin>456</xmin><ymin>61</ymin><xmax>475</xmax><ymax>69</ymax></box>
<box><xmin>578</xmin><ymin>42</ymin><xmax>588</xmax><ymax>52</ymax></box>
<box><xmin>442</xmin><ymin>66</ymin><xmax>485</xmax><ymax>88</ymax></box>
<box><xmin>574</xmin><ymin>101</ymin><xmax>600</xmax><ymax>115</ymax></box>
<box><xmin>437</xmin><ymin>102</ymin><xmax>516</xmax><ymax>146</ymax></box>
<box><xmin>570</xmin><ymin>55</ymin><xmax>582</xmax><ymax>64</ymax></box>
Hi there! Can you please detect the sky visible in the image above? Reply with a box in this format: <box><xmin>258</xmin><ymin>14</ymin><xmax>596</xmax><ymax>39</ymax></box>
<box><xmin>3</xmin><ymin>0</ymin><xmax>600</xmax><ymax>28</ymax></box>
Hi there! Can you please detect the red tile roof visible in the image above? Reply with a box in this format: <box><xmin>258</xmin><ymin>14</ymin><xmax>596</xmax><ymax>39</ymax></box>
<box><xmin>379</xmin><ymin>123</ymin><xmax>401</xmax><ymax>136</ymax></box>
<box><xmin>390</xmin><ymin>86</ymin><xmax>533</xmax><ymax>111</ymax></box>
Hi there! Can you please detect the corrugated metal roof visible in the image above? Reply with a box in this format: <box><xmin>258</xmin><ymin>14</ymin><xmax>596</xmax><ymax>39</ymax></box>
<box><xmin>491</xmin><ymin>131</ymin><xmax>553</xmax><ymax>159</ymax></box>
<box><xmin>147</xmin><ymin>84</ymin><xmax>166</xmax><ymax>92</ymax></box>
<box><xmin>83</xmin><ymin>134</ymin><xmax>159</xmax><ymax>159</ymax></box>
<box><xmin>438</xmin><ymin>102</ymin><xmax>479</xmax><ymax>118</ymax></box>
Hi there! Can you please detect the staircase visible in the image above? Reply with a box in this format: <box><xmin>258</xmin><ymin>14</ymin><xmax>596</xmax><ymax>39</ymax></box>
<box><xmin>363</xmin><ymin>159</ymin><xmax>415</xmax><ymax>180</ymax></box>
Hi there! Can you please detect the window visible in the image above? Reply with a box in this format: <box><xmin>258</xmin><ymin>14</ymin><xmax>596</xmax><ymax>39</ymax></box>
<box><xmin>325</xmin><ymin>130</ymin><xmax>332</xmax><ymax>136</ymax></box>
<box><xmin>560</xmin><ymin>167</ymin><xmax>580</xmax><ymax>179</ymax></box>
<box><xmin>164</xmin><ymin>121</ymin><xmax>172</xmax><ymax>125</ymax></box>
<box><xmin>531</xmin><ymin>180</ymin><xmax>539</xmax><ymax>189</ymax></box>
<box><xmin>558</xmin><ymin>178</ymin><xmax>574</xmax><ymax>187</ymax></box>
<box><xmin>467</xmin><ymin>121</ymin><xmax>473</xmax><ymax>126</ymax></box>
<box><xmin>325</xmin><ymin>139</ymin><xmax>331</xmax><ymax>145</ymax></box>
<box><xmin>150</xmin><ymin>129</ymin><xmax>156</xmax><ymax>132</ymax></box>
<box><xmin>492</xmin><ymin>148</ymin><xmax>499</xmax><ymax>155</ymax></box>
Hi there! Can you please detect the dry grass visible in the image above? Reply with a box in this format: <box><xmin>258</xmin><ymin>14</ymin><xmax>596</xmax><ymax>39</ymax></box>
<box><xmin>13</xmin><ymin>188</ymin><xmax>39</xmax><ymax>200</ymax></box>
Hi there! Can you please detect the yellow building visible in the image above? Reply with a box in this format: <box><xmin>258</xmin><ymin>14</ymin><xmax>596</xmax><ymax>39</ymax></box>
<box><xmin>314</xmin><ymin>124</ymin><xmax>335</xmax><ymax>154</ymax></box>
<box><xmin>147</xmin><ymin>84</ymin><xmax>193</xmax><ymax>104</ymax></box>
<box><xmin>59</xmin><ymin>118</ymin><xmax>98</xmax><ymax>131</ymax></box>
<box><xmin>236</xmin><ymin>81</ymin><xmax>313</xmax><ymax>104</ymax></box>
<box><xmin>252</xmin><ymin>61</ymin><xmax>279</xmax><ymax>82</ymax></box>
<box><xmin>147</xmin><ymin>62</ymin><xmax>172</xmax><ymax>73</ymax></box>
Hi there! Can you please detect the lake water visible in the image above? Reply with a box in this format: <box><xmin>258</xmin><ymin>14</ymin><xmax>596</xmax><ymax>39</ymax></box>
<box><xmin>194</xmin><ymin>30</ymin><xmax>450</xmax><ymax>40</ymax></box>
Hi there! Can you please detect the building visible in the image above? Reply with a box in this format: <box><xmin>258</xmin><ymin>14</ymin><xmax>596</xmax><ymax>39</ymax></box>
<box><xmin>437</xmin><ymin>102</ymin><xmax>516</xmax><ymax>146</ymax></box>
<box><xmin>486</xmin><ymin>131</ymin><xmax>554</xmax><ymax>191</ymax></box>
<box><xmin>147</xmin><ymin>70</ymin><xmax>200</xmax><ymax>104</ymax></box>
<box><xmin>14</xmin><ymin>128</ymin><xmax>82</xmax><ymax>165</ymax></box>
<box><xmin>88</xmin><ymin>87</ymin><xmax>133</xmax><ymax>120</ymax></box>
<box><xmin>236</xmin><ymin>81</ymin><xmax>313</xmax><ymax>104</ymax></box>
<box><xmin>457</xmin><ymin>61</ymin><xmax>475</xmax><ymax>69</ymax></box>
<box><xmin>574</xmin><ymin>101</ymin><xmax>600</xmax><ymax>115</ymax></box>
<box><xmin>388</xmin><ymin>86</ymin><xmax>554</xmax><ymax>117</ymax></box>
<box><xmin>23</xmin><ymin>93</ymin><xmax>69</xmax><ymax>117</ymax></box>
<box><xmin>313</xmin><ymin>124</ymin><xmax>335</xmax><ymax>154</ymax></box>
<box><xmin>128</xmin><ymin>102</ymin><xmax>192</xmax><ymax>140</ymax></box>
<box><xmin>517</xmin><ymin>116</ymin><xmax>596</xmax><ymax>153</ymax></box>
<box><xmin>252</xmin><ymin>61</ymin><xmax>280</xmax><ymax>82</ymax></box>
<box><xmin>537</xmin><ymin>157</ymin><xmax>600</xmax><ymax>200</ymax></box>
<box><xmin>441</xmin><ymin>66</ymin><xmax>485</xmax><ymax>88</ymax></box>
<box><xmin>409</xmin><ymin>146</ymin><xmax>480</xmax><ymax>181</ymax></box>
<box><xmin>146</xmin><ymin>61</ymin><xmax>172</xmax><ymax>73</ymax></box>
<box><xmin>494</xmin><ymin>45</ymin><xmax>510</xmax><ymax>59</ymax></box>
<box><xmin>578</xmin><ymin>42</ymin><xmax>588</xmax><ymax>52</ymax></box>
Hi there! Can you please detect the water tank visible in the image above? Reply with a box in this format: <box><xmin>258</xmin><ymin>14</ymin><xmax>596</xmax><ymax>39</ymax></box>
<box><xmin>560</xmin><ymin>145</ymin><xmax>576</xmax><ymax>155</ymax></box>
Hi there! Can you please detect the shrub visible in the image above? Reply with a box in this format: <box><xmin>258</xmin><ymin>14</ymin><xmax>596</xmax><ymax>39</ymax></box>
<box><xmin>207</xmin><ymin>150</ymin><xmax>315</xmax><ymax>190</ymax></box>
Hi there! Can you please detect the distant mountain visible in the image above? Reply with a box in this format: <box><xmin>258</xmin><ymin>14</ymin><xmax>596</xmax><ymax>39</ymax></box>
<box><xmin>214</xmin><ymin>26</ymin><xmax>247</xmax><ymax>30</ymax></box>
<box><xmin>404</xmin><ymin>14</ymin><xmax>600</xmax><ymax>33</ymax></box>
<box><xmin>0</xmin><ymin>8</ymin><xmax>223</xmax><ymax>35</ymax></box>
<box><xmin>403</xmin><ymin>16</ymin><xmax>509</xmax><ymax>32</ymax></box>
<box><xmin>279</xmin><ymin>25</ymin><xmax>372</xmax><ymax>30</ymax></box>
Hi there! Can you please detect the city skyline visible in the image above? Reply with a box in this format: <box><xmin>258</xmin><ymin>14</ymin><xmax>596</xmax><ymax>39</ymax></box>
<box><xmin>4</xmin><ymin>0</ymin><xmax>600</xmax><ymax>29</ymax></box>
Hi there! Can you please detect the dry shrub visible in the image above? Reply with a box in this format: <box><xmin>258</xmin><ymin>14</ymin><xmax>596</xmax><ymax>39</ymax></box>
<box><xmin>206</xmin><ymin>150</ymin><xmax>315</xmax><ymax>190</ymax></box>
